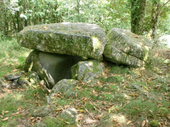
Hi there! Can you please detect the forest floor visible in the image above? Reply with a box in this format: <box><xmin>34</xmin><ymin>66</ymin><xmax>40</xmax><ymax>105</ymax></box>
<box><xmin>0</xmin><ymin>37</ymin><xmax>170</xmax><ymax>127</ymax></box>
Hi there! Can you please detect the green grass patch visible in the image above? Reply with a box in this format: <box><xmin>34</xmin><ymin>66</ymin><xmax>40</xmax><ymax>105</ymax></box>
<box><xmin>0</xmin><ymin>86</ymin><xmax>47</xmax><ymax>127</ymax></box>
<box><xmin>120</xmin><ymin>98</ymin><xmax>170</xmax><ymax>119</ymax></box>
<box><xmin>0</xmin><ymin>37</ymin><xmax>31</xmax><ymax>77</ymax></box>
<box><xmin>110</xmin><ymin>65</ymin><xmax>131</xmax><ymax>75</ymax></box>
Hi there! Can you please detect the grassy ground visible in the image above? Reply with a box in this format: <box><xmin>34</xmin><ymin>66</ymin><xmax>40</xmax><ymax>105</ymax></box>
<box><xmin>0</xmin><ymin>36</ymin><xmax>31</xmax><ymax>77</ymax></box>
<box><xmin>0</xmin><ymin>36</ymin><xmax>170</xmax><ymax>127</ymax></box>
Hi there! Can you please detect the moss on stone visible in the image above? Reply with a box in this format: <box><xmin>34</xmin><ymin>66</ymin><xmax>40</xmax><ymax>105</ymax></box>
<box><xmin>17</xmin><ymin>23</ymin><xmax>106</xmax><ymax>60</ymax></box>
<box><xmin>149</xmin><ymin>120</ymin><xmax>159</xmax><ymax>127</ymax></box>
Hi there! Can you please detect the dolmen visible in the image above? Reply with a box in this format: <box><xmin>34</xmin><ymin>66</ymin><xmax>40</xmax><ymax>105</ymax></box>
<box><xmin>16</xmin><ymin>22</ymin><xmax>152</xmax><ymax>89</ymax></box>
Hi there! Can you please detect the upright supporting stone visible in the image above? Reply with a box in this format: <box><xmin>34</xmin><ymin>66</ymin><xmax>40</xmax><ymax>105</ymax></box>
<box><xmin>23</xmin><ymin>50</ymin><xmax>82</xmax><ymax>88</ymax></box>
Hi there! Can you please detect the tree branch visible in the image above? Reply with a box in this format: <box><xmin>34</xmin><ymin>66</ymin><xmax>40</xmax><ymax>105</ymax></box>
<box><xmin>158</xmin><ymin>0</ymin><xmax>170</xmax><ymax>16</ymax></box>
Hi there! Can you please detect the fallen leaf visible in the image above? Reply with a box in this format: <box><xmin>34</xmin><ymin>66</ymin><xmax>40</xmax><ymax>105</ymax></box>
<box><xmin>1</xmin><ymin>110</ymin><xmax>4</xmax><ymax>115</ymax></box>
<box><xmin>142</xmin><ymin>120</ymin><xmax>146</xmax><ymax>127</ymax></box>
<box><xmin>77</xmin><ymin>110</ymin><xmax>84</xmax><ymax>113</ymax></box>
<box><xmin>17</xmin><ymin>107</ymin><xmax>23</xmax><ymax>111</ymax></box>
<box><xmin>95</xmin><ymin>113</ymin><xmax>103</xmax><ymax>120</ymax></box>
<box><xmin>11</xmin><ymin>112</ymin><xmax>20</xmax><ymax>116</ymax></box>
<box><xmin>1</xmin><ymin>110</ymin><xmax>9</xmax><ymax>115</ymax></box>
<box><xmin>77</xmin><ymin>114</ymin><xmax>84</xmax><ymax>121</ymax></box>
<box><xmin>85</xmin><ymin>117</ymin><xmax>98</xmax><ymax>124</ymax></box>
<box><xmin>166</xmin><ymin>114</ymin><xmax>170</xmax><ymax>120</ymax></box>
<box><xmin>12</xmin><ymin>68</ymin><xmax>18</xmax><ymax>72</ymax></box>
<box><xmin>128</xmin><ymin>94</ymin><xmax>138</xmax><ymax>97</ymax></box>
<box><xmin>1</xmin><ymin>117</ymin><xmax>9</xmax><ymax>121</ymax></box>
<box><xmin>56</xmin><ymin>108</ymin><xmax>63</xmax><ymax>112</ymax></box>
<box><xmin>127</xmin><ymin>121</ymin><xmax>132</xmax><ymax>125</ymax></box>
<box><xmin>15</xmin><ymin>125</ymin><xmax>25</xmax><ymax>127</ymax></box>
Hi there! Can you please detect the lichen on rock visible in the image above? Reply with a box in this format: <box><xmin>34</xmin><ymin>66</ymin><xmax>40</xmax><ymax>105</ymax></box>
<box><xmin>104</xmin><ymin>28</ymin><xmax>152</xmax><ymax>67</ymax></box>
<box><xmin>17</xmin><ymin>23</ymin><xmax>106</xmax><ymax>60</ymax></box>
<box><xmin>47</xmin><ymin>79</ymin><xmax>78</xmax><ymax>103</ymax></box>
<box><xmin>71</xmin><ymin>60</ymin><xmax>104</xmax><ymax>83</ymax></box>
<box><xmin>23</xmin><ymin>50</ymin><xmax>81</xmax><ymax>88</ymax></box>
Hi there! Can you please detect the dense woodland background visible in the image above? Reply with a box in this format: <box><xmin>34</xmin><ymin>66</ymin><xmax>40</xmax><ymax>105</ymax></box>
<box><xmin>0</xmin><ymin>0</ymin><xmax>170</xmax><ymax>40</ymax></box>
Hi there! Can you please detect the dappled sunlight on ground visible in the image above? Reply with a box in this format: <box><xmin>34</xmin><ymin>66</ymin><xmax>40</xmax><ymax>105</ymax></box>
<box><xmin>110</xmin><ymin>114</ymin><xmax>127</xmax><ymax>124</ymax></box>
<box><xmin>0</xmin><ymin>37</ymin><xmax>170</xmax><ymax>126</ymax></box>
<box><xmin>159</xmin><ymin>35</ymin><xmax>170</xmax><ymax>48</ymax></box>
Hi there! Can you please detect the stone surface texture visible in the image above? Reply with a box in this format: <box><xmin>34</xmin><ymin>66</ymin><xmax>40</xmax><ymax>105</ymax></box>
<box><xmin>31</xmin><ymin>106</ymin><xmax>51</xmax><ymax>117</ymax></box>
<box><xmin>17</xmin><ymin>22</ymin><xmax>106</xmax><ymax>60</ymax></box>
<box><xmin>104</xmin><ymin>28</ymin><xmax>152</xmax><ymax>67</ymax></box>
<box><xmin>47</xmin><ymin>79</ymin><xmax>78</xmax><ymax>103</ymax></box>
<box><xmin>60</xmin><ymin>107</ymin><xmax>77</xmax><ymax>124</ymax></box>
<box><xmin>71</xmin><ymin>60</ymin><xmax>104</xmax><ymax>83</ymax></box>
<box><xmin>23</xmin><ymin>50</ymin><xmax>81</xmax><ymax>88</ymax></box>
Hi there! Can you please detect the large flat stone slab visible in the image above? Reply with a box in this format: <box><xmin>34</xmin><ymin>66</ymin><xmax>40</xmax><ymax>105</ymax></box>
<box><xmin>18</xmin><ymin>23</ymin><xmax>106</xmax><ymax>60</ymax></box>
<box><xmin>106</xmin><ymin>28</ymin><xmax>152</xmax><ymax>60</ymax></box>
<box><xmin>104</xmin><ymin>28</ymin><xmax>152</xmax><ymax>67</ymax></box>
<box><xmin>104</xmin><ymin>45</ymin><xmax>143</xmax><ymax>67</ymax></box>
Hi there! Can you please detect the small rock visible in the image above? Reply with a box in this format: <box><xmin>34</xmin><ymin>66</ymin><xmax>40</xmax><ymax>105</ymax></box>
<box><xmin>60</xmin><ymin>107</ymin><xmax>77</xmax><ymax>124</ymax></box>
<box><xmin>27</xmin><ymin>71</ymin><xmax>40</xmax><ymax>85</ymax></box>
<box><xmin>71</xmin><ymin>60</ymin><xmax>104</xmax><ymax>83</ymax></box>
<box><xmin>47</xmin><ymin>79</ymin><xmax>78</xmax><ymax>103</ymax></box>
<box><xmin>18</xmin><ymin>76</ymin><xmax>29</xmax><ymax>86</ymax></box>
<box><xmin>5</xmin><ymin>73</ymin><xmax>20</xmax><ymax>81</ymax></box>
<box><xmin>11</xmin><ymin>79</ymin><xmax>20</xmax><ymax>88</ymax></box>
<box><xmin>31</xmin><ymin>106</ymin><xmax>51</xmax><ymax>117</ymax></box>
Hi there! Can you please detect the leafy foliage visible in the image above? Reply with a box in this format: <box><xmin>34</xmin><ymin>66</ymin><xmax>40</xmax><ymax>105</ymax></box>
<box><xmin>0</xmin><ymin>0</ymin><xmax>170</xmax><ymax>36</ymax></box>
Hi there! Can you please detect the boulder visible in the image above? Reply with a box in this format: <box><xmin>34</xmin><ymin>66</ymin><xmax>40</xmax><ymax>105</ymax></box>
<box><xmin>104</xmin><ymin>45</ymin><xmax>143</xmax><ymax>66</ymax></box>
<box><xmin>71</xmin><ymin>60</ymin><xmax>104</xmax><ymax>83</ymax></box>
<box><xmin>17</xmin><ymin>22</ymin><xmax>106</xmax><ymax>60</ymax></box>
<box><xmin>47</xmin><ymin>79</ymin><xmax>78</xmax><ymax>103</ymax></box>
<box><xmin>23</xmin><ymin>50</ymin><xmax>81</xmax><ymax>88</ymax></box>
<box><xmin>104</xmin><ymin>28</ymin><xmax>152</xmax><ymax>67</ymax></box>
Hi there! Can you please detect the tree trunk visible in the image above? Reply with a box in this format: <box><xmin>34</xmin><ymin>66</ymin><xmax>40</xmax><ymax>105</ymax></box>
<box><xmin>131</xmin><ymin>0</ymin><xmax>146</xmax><ymax>35</ymax></box>
<box><xmin>16</xmin><ymin>11</ymin><xmax>20</xmax><ymax>32</ymax></box>
<box><xmin>4</xmin><ymin>12</ymin><xmax>8</xmax><ymax>35</ymax></box>
<box><xmin>76</xmin><ymin>0</ymin><xmax>80</xmax><ymax>21</ymax></box>
<box><xmin>150</xmin><ymin>0</ymin><xmax>160</xmax><ymax>39</ymax></box>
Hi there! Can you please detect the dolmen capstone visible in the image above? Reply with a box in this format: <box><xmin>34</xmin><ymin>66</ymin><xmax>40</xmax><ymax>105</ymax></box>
<box><xmin>16</xmin><ymin>23</ymin><xmax>152</xmax><ymax>89</ymax></box>
<box><xmin>18</xmin><ymin>22</ymin><xmax>106</xmax><ymax>60</ymax></box>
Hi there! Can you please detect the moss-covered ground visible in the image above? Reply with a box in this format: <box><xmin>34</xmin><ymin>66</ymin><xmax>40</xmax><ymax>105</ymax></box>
<box><xmin>0</xmin><ymin>36</ymin><xmax>170</xmax><ymax>127</ymax></box>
